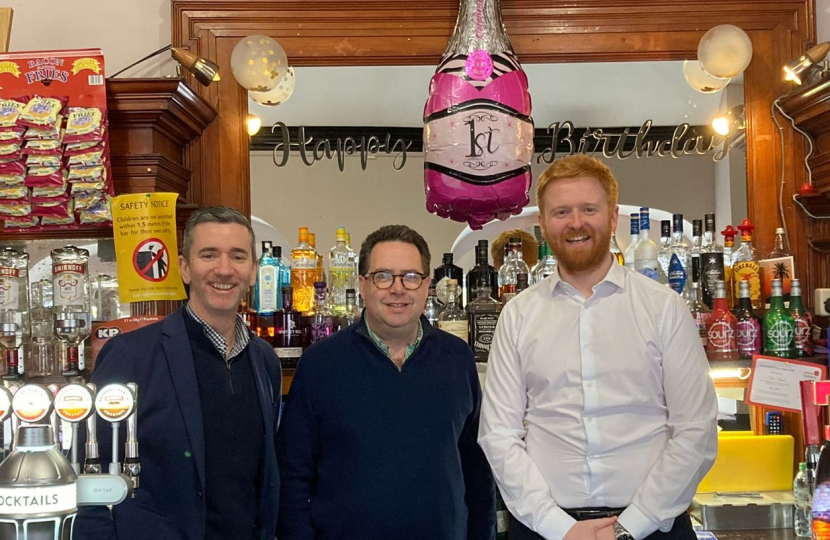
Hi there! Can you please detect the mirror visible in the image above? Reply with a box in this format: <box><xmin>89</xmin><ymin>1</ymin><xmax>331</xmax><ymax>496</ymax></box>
<box><xmin>249</xmin><ymin>60</ymin><xmax>746</xmax><ymax>257</ymax></box>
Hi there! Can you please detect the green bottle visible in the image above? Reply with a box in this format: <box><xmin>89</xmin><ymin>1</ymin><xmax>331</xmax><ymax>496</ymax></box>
<box><xmin>763</xmin><ymin>278</ymin><xmax>795</xmax><ymax>357</ymax></box>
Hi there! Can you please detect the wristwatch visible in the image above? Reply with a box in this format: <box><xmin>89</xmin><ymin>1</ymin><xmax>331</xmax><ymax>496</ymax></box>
<box><xmin>613</xmin><ymin>522</ymin><xmax>634</xmax><ymax>540</ymax></box>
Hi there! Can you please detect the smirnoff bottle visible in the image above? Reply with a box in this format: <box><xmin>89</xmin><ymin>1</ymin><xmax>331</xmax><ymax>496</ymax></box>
<box><xmin>734</xmin><ymin>280</ymin><xmax>762</xmax><ymax>359</ymax></box>
<box><xmin>733</xmin><ymin>219</ymin><xmax>762</xmax><ymax>310</ymax></box>
<box><xmin>624</xmin><ymin>212</ymin><xmax>639</xmax><ymax>271</ymax></box>
<box><xmin>688</xmin><ymin>282</ymin><xmax>710</xmax><ymax>348</ymax></box>
<box><xmin>790</xmin><ymin>279</ymin><xmax>814</xmax><ymax>357</ymax></box>
<box><xmin>763</xmin><ymin>278</ymin><xmax>796</xmax><ymax>358</ymax></box>
<box><xmin>658</xmin><ymin>220</ymin><xmax>672</xmax><ymax>276</ymax></box>
<box><xmin>0</xmin><ymin>248</ymin><xmax>29</xmax><ymax>380</ymax></box>
<box><xmin>700</xmin><ymin>213</ymin><xmax>725</xmax><ymax>308</ymax></box>
<box><xmin>328</xmin><ymin>227</ymin><xmax>355</xmax><ymax>316</ymax></box>
<box><xmin>667</xmin><ymin>213</ymin><xmax>690</xmax><ymax>295</ymax></box>
<box><xmin>690</xmin><ymin>218</ymin><xmax>703</xmax><ymax>283</ymax></box>
<box><xmin>274</xmin><ymin>286</ymin><xmax>303</xmax><ymax>369</ymax></box>
<box><xmin>438</xmin><ymin>279</ymin><xmax>468</xmax><ymax>342</ymax></box>
<box><xmin>291</xmin><ymin>227</ymin><xmax>317</xmax><ymax>313</ymax></box>
<box><xmin>467</xmin><ymin>274</ymin><xmax>500</xmax><ymax>362</ymax></box>
<box><xmin>466</xmin><ymin>240</ymin><xmax>499</xmax><ymax>302</ymax></box>
<box><xmin>705</xmin><ymin>280</ymin><xmax>738</xmax><ymax>360</ymax></box>
<box><xmin>51</xmin><ymin>246</ymin><xmax>91</xmax><ymax>377</ymax></box>
<box><xmin>309</xmin><ymin>282</ymin><xmax>335</xmax><ymax>344</ymax></box>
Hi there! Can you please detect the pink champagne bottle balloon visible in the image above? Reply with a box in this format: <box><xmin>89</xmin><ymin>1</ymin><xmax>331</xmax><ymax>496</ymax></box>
<box><xmin>423</xmin><ymin>0</ymin><xmax>534</xmax><ymax>229</ymax></box>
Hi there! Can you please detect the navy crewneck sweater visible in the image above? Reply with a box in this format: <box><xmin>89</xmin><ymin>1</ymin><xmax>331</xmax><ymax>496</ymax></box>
<box><xmin>277</xmin><ymin>316</ymin><xmax>495</xmax><ymax>540</ymax></box>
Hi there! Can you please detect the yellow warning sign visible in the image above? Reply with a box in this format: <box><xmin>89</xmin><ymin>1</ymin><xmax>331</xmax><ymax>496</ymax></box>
<box><xmin>112</xmin><ymin>193</ymin><xmax>186</xmax><ymax>303</ymax></box>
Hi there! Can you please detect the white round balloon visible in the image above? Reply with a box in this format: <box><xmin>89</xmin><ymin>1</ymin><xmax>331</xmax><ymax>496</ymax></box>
<box><xmin>230</xmin><ymin>35</ymin><xmax>288</xmax><ymax>92</ymax></box>
<box><xmin>698</xmin><ymin>24</ymin><xmax>753</xmax><ymax>79</ymax></box>
<box><xmin>250</xmin><ymin>67</ymin><xmax>296</xmax><ymax>106</ymax></box>
<box><xmin>682</xmin><ymin>60</ymin><xmax>730</xmax><ymax>94</ymax></box>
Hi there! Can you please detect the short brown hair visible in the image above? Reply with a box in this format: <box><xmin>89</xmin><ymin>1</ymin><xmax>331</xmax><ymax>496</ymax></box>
<box><xmin>359</xmin><ymin>225</ymin><xmax>431</xmax><ymax>275</ymax></box>
<box><xmin>181</xmin><ymin>206</ymin><xmax>256</xmax><ymax>261</ymax></box>
<box><xmin>535</xmin><ymin>155</ymin><xmax>618</xmax><ymax>214</ymax></box>
<box><xmin>491</xmin><ymin>229</ymin><xmax>538</xmax><ymax>269</ymax></box>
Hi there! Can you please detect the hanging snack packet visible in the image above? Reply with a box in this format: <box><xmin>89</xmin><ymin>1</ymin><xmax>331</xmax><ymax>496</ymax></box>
<box><xmin>0</xmin><ymin>185</ymin><xmax>27</xmax><ymax>200</ymax></box>
<box><xmin>26</xmin><ymin>154</ymin><xmax>61</xmax><ymax>168</ymax></box>
<box><xmin>0</xmin><ymin>98</ymin><xmax>28</xmax><ymax>131</ymax></box>
<box><xmin>23</xmin><ymin>114</ymin><xmax>63</xmax><ymax>140</ymax></box>
<box><xmin>0</xmin><ymin>200</ymin><xmax>31</xmax><ymax>216</ymax></box>
<box><xmin>66</xmin><ymin>149</ymin><xmax>105</xmax><ymax>167</ymax></box>
<box><xmin>18</xmin><ymin>96</ymin><xmax>66</xmax><ymax>130</ymax></box>
<box><xmin>3</xmin><ymin>215</ymin><xmax>39</xmax><ymax>229</ymax></box>
<box><xmin>68</xmin><ymin>164</ymin><xmax>105</xmax><ymax>182</ymax></box>
<box><xmin>64</xmin><ymin>140</ymin><xmax>103</xmax><ymax>155</ymax></box>
<box><xmin>23</xmin><ymin>138</ymin><xmax>63</xmax><ymax>155</ymax></box>
<box><xmin>63</xmin><ymin>107</ymin><xmax>105</xmax><ymax>144</ymax></box>
<box><xmin>32</xmin><ymin>197</ymin><xmax>72</xmax><ymax>218</ymax></box>
<box><xmin>25</xmin><ymin>166</ymin><xmax>66</xmax><ymax>188</ymax></box>
<box><xmin>0</xmin><ymin>173</ymin><xmax>24</xmax><ymax>187</ymax></box>
<box><xmin>79</xmin><ymin>195</ymin><xmax>111</xmax><ymax>224</ymax></box>
<box><xmin>70</xmin><ymin>180</ymin><xmax>105</xmax><ymax>194</ymax></box>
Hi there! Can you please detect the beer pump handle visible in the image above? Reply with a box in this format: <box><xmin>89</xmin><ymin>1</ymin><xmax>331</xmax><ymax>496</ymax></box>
<box><xmin>110</xmin><ymin>422</ymin><xmax>120</xmax><ymax>476</ymax></box>
<box><xmin>84</xmin><ymin>383</ymin><xmax>101</xmax><ymax>474</ymax></box>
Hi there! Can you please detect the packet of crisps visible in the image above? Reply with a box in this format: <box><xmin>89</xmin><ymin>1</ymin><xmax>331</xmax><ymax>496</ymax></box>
<box><xmin>32</xmin><ymin>196</ymin><xmax>71</xmax><ymax>218</ymax></box>
<box><xmin>68</xmin><ymin>164</ymin><xmax>105</xmax><ymax>182</ymax></box>
<box><xmin>0</xmin><ymin>185</ymin><xmax>27</xmax><ymax>200</ymax></box>
<box><xmin>18</xmin><ymin>95</ymin><xmax>66</xmax><ymax>130</ymax></box>
<box><xmin>0</xmin><ymin>200</ymin><xmax>31</xmax><ymax>216</ymax></box>
<box><xmin>23</xmin><ymin>138</ymin><xmax>62</xmax><ymax>155</ymax></box>
<box><xmin>79</xmin><ymin>195</ymin><xmax>110</xmax><ymax>224</ymax></box>
<box><xmin>3</xmin><ymin>215</ymin><xmax>39</xmax><ymax>229</ymax></box>
<box><xmin>0</xmin><ymin>98</ymin><xmax>28</xmax><ymax>130</ymax></box>
<box><xmin>63</xmin><ymin>107</ymin><xmax>105</xmax><ymax>144</ymax></box>
<box><xmin>24</xmin><ymin>166</ymin><xmax>66</xmax><ymax>187</ymax></box>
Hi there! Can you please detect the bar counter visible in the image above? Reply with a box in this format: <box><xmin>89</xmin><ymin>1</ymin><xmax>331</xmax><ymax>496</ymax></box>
<box><xmin>709</xmin><ymin>529</ymin><xmax>794</xmax><ymax>539</ymax></box>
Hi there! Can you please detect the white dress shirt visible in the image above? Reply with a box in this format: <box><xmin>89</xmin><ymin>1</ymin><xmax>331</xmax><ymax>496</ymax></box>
<box><xmin>478</xmin><ymin>261</ymin><xmax>718</xmax><ymax>540</ymax></box>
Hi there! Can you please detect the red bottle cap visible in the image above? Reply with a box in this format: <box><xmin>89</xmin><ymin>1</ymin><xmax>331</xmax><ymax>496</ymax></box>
<box><xmin>737</xmin><ymin>219</ymin><xmax>755</xmax><ymax>238</ymax></box>
<box><xmin>720</xmin><ymin>225</ymin><xmax>738</xmax><ymax>243</ymax></box>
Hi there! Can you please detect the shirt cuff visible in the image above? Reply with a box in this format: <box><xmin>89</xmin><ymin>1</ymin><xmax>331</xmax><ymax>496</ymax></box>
<box><xmin>618</xmin><ymin>504</ymin><xmax>668</xmax><ymax>540</ymax></box>
<box><xmin>534</xmin><ymin>507</ymin><xmax>578</xmax><ymax>540</ymax></box>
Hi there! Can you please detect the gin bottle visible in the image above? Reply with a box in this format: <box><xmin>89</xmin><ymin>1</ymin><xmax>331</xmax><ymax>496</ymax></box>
<box><xmin>705</xmin><ymin>280</ymin><xmax>738</xmax><ymax>360</ymax></box>
<box><xmin>275</xmin><ymin>286</ymin><xmax>303</xmax><ymax>369</ymax></box>
<box><xmin>51</xmin><ymin>246</ymin><xmax>91</xmax><ymax>377</ymax></box>
<box><xmin>255</xmin><ymin>240</ymin><xmax>278</xmax><ymax>315</ymax></box>
<box><xmin>466</xmin><ymin>240</ymin><xmax>499</xmax><ymax>302</ymax></box>
<box><xmin>763</xmin><ymin>278</ymin><xmax>796</xmax><ymax>358</ymax></box>
<box><xmin>0</xmin><ymin>247</ymin><xmax>29</xmax><ymax>380</ymax></box>
<box><xmin>667</xmin><ymin>213</ymin><xmax>690</xmax><ymax>295</ymax></box>
<box><xmin>438</xmin><ymin>279</ymin><xmax>468</xmax><ymax>342</ymax></box>
<box><xmin>271</xmin><ymin>245</ymin><xmax>291</xmax><ymax>310</ymax></box>
<box><xmin>658</xmin><ymin>220</ymin><xmax>671</xmax><ymax>275</ymax></box>
<box><xmin>531</xmin><ymin>241</ymin><xmax>556</xmax><ymax>284</ymax></box>
<box><xmin>700</xmin><ymin>213</ymin><xmax>725</xmax><ymax>308</ymax></box>
<box><xmin>790</xmin><ymin>279</ymin><xmax>814</xmax><ymax>357</ymax></box>
<box><xmin>308</xmin><ymin>233</ymin><xmax>324</xmax><ymax>284</ymax></box>
<box><xmin>624</xmin><ymin>212</ymin><xmax>639</xmax><ymax>271</ymax></box>
<box><xmin>467</xmin><ymin>274</ymin><xmax>500</xmax><ymax>362</ymax></box>
<box><xmin>291</xmin><ymin>227</ymin><xmax>317</xmax><ymax>313</ymax></box>
<box><xmin>328</xmin><ymin>227</ymin><xmax>355</xmax><ymax>316</ymax></box>
<box><xmin>735</xmin><ymin>280</ymin><xmax>762</xmax><ymax>359</ymax></box>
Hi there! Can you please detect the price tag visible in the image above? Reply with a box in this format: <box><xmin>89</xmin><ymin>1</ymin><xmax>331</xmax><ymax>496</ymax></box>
<box><xmin>745</xmin><ymin>355</ymin><xmax>826</xmax><ymax>412</ymax></box>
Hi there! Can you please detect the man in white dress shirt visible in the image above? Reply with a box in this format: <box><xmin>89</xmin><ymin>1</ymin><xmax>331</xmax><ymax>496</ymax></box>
<box><xmin>478</xmin><ymin>155</ymin><xmax>718</xmax><ymax>540</ymax></box>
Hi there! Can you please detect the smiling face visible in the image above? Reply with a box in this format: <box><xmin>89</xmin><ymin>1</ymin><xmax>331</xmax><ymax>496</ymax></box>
<box><xmin>359</xmin><ymin>241</ymin><xmax>430</xmax><ymax>341</ymax></box>
<box><xmin>179</xmin><ymin>222</ymin><xmax>256</xmax><ymax>327</ymax></box>
<box><xmin>538</xmin><ymin>175</ymin><xmax>618</xmax><ymax>275</ymax></box>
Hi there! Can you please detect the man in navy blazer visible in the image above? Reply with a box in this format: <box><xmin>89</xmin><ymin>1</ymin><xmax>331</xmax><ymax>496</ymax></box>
<box><xmin>74</xmin><ymin>207</ymin><xmax>281</xmax><ymax>540</ymax></box>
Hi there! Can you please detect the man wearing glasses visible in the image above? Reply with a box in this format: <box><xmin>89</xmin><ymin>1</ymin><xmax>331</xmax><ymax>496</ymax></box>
<box><xmin>277</xmin><ymin>224</ymin><xmax>495</xmax><ymax>540</ymax></box>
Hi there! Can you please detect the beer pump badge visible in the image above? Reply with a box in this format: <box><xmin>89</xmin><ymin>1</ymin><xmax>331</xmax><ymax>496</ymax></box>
<box><xmin>94</xmin><ymin>384</ymin><xmax>135</xmax><ymax>422</ymax></box>
<box><xmin>11</xmin><ymin>385</ymin><xmax>53</xmax><ymax>423</ymax></box>
<box><xmin>0</xmin><ymin>387</ymin><xmax>12</xmax><ymax>422</ymax></box>
<box><xmin>54</xmin><ymin>384</ymin><xmax>95</xmax><ymax>422</ymax></box>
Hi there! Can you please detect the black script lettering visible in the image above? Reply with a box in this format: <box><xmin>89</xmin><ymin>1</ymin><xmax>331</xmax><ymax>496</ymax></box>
<box><xmin>271</xmin><ymin>122</ymin><xmax>290</xmax><ymax>167</ymax></box>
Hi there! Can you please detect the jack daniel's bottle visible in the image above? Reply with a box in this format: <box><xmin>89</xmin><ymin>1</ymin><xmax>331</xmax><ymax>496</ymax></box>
<box><xmin>466</xmin><ymin>273</ymin><xmax>500</xmax><ymax>362</ymax></box>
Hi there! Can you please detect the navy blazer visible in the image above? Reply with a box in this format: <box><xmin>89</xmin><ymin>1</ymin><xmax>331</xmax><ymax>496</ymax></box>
<box><xmin>73</xmin><ymin>307</ymin><xmax>281</xmax><ymax>540</ymax></box>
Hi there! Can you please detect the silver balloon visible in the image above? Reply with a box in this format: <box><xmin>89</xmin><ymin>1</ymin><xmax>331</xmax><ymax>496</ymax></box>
<box><xmin>249</xmin><ymin>67</ymin><xmax>296</xmax><ymax>106</ymax></box>
<box><xmin>682</xmin><ymin>60</ymin><xmax>730</xmax><ymax>94</ymax></box>
<box><xmin>698</xmin><ymin>24</ymin><xmax>753</xmax><ymax>79</ymax></box>
<box><xmin>230</xmin><ymin>35</ymin><xmax>288</xmax><ymax>92</ymax></box>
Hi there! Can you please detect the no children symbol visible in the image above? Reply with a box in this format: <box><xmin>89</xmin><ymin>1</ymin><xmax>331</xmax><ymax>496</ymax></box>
<box><xmin>133</xmin><ymin>238</ymin><xmax>170</xmax><ymax>283</ymax></box>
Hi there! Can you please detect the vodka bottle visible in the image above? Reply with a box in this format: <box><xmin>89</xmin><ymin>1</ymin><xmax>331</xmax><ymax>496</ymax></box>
<box><xmin>733</xmin><ymin>219</ymin><xmax>762</xmax><ymax>310</ymax></box>
<box><xmin>790</xmin><ymin>279</ymin><xmax>814</xmax><ymax>357</ymax></box>
<box><xmin>467</xmin><ymin>274</ymin><xmax>500</xmax><ymax>362</ymax></box>
<box><xmin>328</xmin><ymin>227</ymin><xmax>355</xmax><ymax>316</ymax></box>
<box><xmin>667</xmin><ymin>213</ymin><xmax>690</xmax><ymax>295</ymax></box>
<box><xmin>690</xmin><ymin>218</ymin><xmax>703</xmax><ymax>284</ymax></box>
<box><xmin>624</xmin><ymin>212</ymin><xmax>639</xmax><ymax>271</ymax></box>
<box><xmin>634</xmin><ymin>207</ymin><xmax>662</xmax><ymax>282</ymax></box>
<box><xmin>658</xmin><ymin>220</ymin><xmax>671</xmax><ymax>275</ymax></box>
<box><xmin>291</xmin><ymin>227</ymin><xmax>317</xmax><ymax>313</ymax></box>
<box><xmin>0</xmin><ymin>247</ymin><xmax>29</xmax><ymax>380</ymax></box>
<box><xmin>700</xmin><ymin>213</ymin><xmax>725</xmax><ymax>308</ymax></box>
<box><xmin>51</xmin><ymin>246</ymin><xmax>91</xmax><ymax>377</ymax></box>
<box><xmin>438</xmin><ymin>279</ymin><xmax>468</xmax><ymax>342</ymax></box>
<box><xmin>763</xmin><ymin>278</ymin><xmax>796</xmax><ymax>358</ymax></box>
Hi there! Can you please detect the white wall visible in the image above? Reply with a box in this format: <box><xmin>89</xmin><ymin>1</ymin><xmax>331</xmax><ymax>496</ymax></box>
<box><xmin>819</xmin><ymin>0</ymin><xmax>830</xmax><ymax>43</ymax></box>
<box><xmin>5</xmin><ymin>0</ymin><xmax>173</xmax><ymax>77</ymax></box>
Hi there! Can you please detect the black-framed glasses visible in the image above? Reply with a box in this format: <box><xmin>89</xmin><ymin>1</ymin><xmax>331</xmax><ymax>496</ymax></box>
<box><xmin>364</xmin><ymin>271</ymin><xmax>428</xmax><ymax>290</ymax></box>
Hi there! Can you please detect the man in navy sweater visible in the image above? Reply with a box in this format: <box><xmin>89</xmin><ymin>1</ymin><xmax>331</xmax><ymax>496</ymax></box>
<box><xmin>277</xmin><ymin>224</ymin><xmax>495</xmax><ymax>540</ymax></box>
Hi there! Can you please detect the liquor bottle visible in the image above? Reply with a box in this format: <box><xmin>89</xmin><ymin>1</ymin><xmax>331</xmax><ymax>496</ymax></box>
<box><xmin>624</xmin><ymin>212</ymin><xmax>639</xmax><ymax>271</ymax></box>
<box><xmin>438</xmin><ymin>279</ymin><xmax>468</xmax><ymax>342</ymax></box>
<box><xmin>688</xmin><ymin>282</ymin><xmax>710</xmax><ymax>348</ymax></box>
<box><xmin>466</xmin><ymin>240</ymin><xmax>499</xmax><ymax>302</ymax></box>
<box><xmin>291</xmin><ymin>227</ymin><xmax>317</xmax><ymax>313</ymax></box>
<box><xmin>345</xmin><ymin>232</ymin><xmax>358</xmax><ymax>290</ymax></box>
<box><xmin>51</xmin><ymin>246</ymin><xmax>91</xmax><ymax>377</ymax></box>
<box><xmin>790</xmin><ymin>278</ymin><xmax>814</xmax><ymax>357</ymax></box>
<box><xmin>700</xmin><ymin>213</ymin><xmax>725</xmax><ymax>308</ymax></box>
<box><xmin>720</xmin><ymin>224</ymin><xmax>737</xmax><ymax>309</ymax></box>
<box><xmin>467</xmin><ymin>274</ymin><xmax>500</xmax><ymax>362</ymax></box>
<box><xmin>667</xmin><ymin>213</ymin><xmax>690</xmax><ymax>295</ymax></box>
<box><xmin>308</xmin><ymin>232</ymin><xmax>325</xmax><ymax>283</ymax></box>
<box><xmin>0</xmin><ymin>247</ymin><xmax>29</xmax><ymax>380</ymax></box>
<box><xmin>434</xmin><ymin>252</ymin><xmax>464</xmax><ymax>306</ymax></box>
<box><xmin>340</xmin><ymin>288</ymin><xmax>362</xmax><ymax>329</ymax></box>
<box><xmin>795</xmin><ymin>461</ymin><xmax>813</xmax><ymax>539</ymax></box>
<box><xmin>705</xmin><ymin>280</ymin><xmax>738</xmax><ymax>360</ymax></box>
<box><xmin>531</xmin><ymin>241</ymin><xmax>557</xmax><ymax>283</ymax></box>
<box><xmin>734</xmin><ymin>280</ymin><xmax>762</xmax><ymax>359</ymax></box>
<box><xmin>498</xmin><ymin>238</ymin><xmax>530</xmax><ymax>303</ymax></box>
<box><xmin>658</xmin><ymin>220</ymin><xmax>672</xmax><ymax>276</ymax></box>
<box><xmin>516</xmin><ymin>273</ymin><xmax>529</xmax><ymax>294</ymax></box>
<box><xmin>690</xmin><ymin>218</ymin><xmax>703</xmax><ymax>284</ymax></box>
<box><xmin>770</xmin><ymin>227</ymin><xmax>791</xmax><ymax>258</ymax></box>
<box><xmin>424</xmin><ymin>282</ymin><xmax>443</xmax><ymax>327</ymax></box>
<box><xmin>634</xmin><ymin>207</ymin><xmax>663</xmax><ymax>282</ymax></box>
<box><xmin>255</xmin><ymin>240</ymin><xmax>278</xmax><ymax>316</ymax></box>
<box><xmin>610</xmin><ymin>233</ymin><xmax>624</xmax><ymax>266</ymax></box>
<box><xmin>328</xmin><ymin>227</ymin><xmax>355</xmax><ymax>316</ymax></box>
<box><xmin>733</xmin><ymin>219</ymin><xmax>762</xmax><ymax>310</ymax></box>
<box><xmin>274</xmin><ymin>286</ymin><xmax>303</xmax><ymax>369</ymax></box>
<box><xmin>309</xmin><ymin>282</ymin><xmax>335</xmax><ymax>344</ymax></box>
<box><xmin>271</xmin><ymin>245</ymin><xmax>291</xmax><ymax>311</ymax></box>
<box><xmin>763</xmin><ymin>278</ymin><xmax>796</xmax><ymax>358</ymax></box>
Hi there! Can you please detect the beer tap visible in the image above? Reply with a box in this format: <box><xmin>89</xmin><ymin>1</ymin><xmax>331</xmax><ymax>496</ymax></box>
<box><xmin>6</xmin><ymin>384</ymin><xmax>19</xmax><ymax>453</ymax></box>
<box><xmin>84</xmin><ymin>382</ymin><xmax>102</xmax><ymax>474</ymax></box>
<box><xmin>47</xmin><ymin>383</ymin><xmax>61</xmax><ymax>452</ymax></box>
<box><xmin>94</xmin><ymin>383</ymin><xmax>136</xmax><ymax>476</ymax></box>
<box><xmin>123</xmin><ymin>383</ymin><xmax>140</xmax><ymax>494</ymax></box>
<box><xmin>54</xmin><ymin>383</ymin><xmax>95</xmax><ymax>474</ymax></box>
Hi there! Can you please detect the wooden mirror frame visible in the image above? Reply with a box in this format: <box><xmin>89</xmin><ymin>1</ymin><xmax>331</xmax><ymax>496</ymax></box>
<box><xmin>172</xmin><ymin>0</ymin><xmax>822</xmax><ymax>297</ymax></box>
